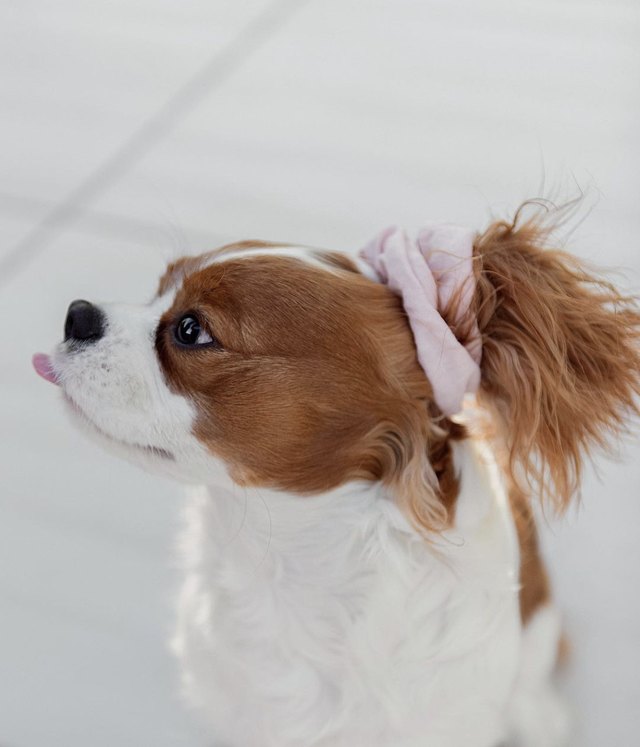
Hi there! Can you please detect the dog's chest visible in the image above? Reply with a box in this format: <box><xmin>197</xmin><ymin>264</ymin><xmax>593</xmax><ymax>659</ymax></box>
<box><xmin>174</xmin><ymin>440</ymin><xmax>521</xmax><ymax>747</ymax></box>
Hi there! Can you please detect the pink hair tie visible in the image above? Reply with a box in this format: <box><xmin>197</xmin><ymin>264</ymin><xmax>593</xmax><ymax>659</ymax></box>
<box><xmin>360</xmin><ymin>224</ymin><xmax>482</xmax><ymax>417</ymax></box>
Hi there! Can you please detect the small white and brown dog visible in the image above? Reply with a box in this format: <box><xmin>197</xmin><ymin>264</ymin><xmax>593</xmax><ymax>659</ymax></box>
<box><xmin>33</xmin><ymin>208</ymin><xmax>639</xmax><ymax>747</ymax></box>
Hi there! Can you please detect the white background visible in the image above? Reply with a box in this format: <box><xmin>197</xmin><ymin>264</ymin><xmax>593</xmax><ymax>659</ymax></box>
<box><xmin>0</xmin><ymin>1</ymin><xmax>638</xmax><ymax>745</ymax></box>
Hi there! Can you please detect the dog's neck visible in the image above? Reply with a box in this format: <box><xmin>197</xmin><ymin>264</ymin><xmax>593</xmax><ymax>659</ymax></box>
<box><xmin>187</xmin><ymin>479</ymin><xmax>392</xmax><ymax>580</ymax></box>
<box><xmin>175</xmin><ymin>436</ymin><xmax>522</xmax><ymax>747</ymax></box>
<box><xmin>184</xmin><ymin>437</ymin><xmax>502</xmax><ymax>584</ymax></box>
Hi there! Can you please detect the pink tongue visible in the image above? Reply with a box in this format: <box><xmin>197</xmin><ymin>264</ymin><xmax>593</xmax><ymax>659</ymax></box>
<box><xmin>32</xmin><ymin>353</ymin><xmax>60</xmax><ymax>385</ymax></box>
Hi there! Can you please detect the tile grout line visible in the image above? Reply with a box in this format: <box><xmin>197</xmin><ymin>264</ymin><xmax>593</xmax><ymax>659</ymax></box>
<box><xmin>0</xmin><ymin>189</ymin><xmax>227</xmax><ymax>251</ymax></box>
<box><xmin>0</xmin><ymin>0</ymin><xmax>309</xmax><ymax>288</ymax></box>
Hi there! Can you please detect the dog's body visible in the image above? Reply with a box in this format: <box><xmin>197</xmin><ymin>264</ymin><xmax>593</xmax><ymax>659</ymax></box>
<box><xmin>175</xmin><ymin>440</ymin><xmax>565</xmax><ymax>747</ymax></box>
<box><xmin>34</xmin><ymin>211</ymin><xmax>639</xmax><ymax>746</ymax></box>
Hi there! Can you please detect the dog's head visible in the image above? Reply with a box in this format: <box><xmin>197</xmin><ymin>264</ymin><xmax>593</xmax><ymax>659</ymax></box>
<box><xmin>34</xmin><ymin>212</ymin><xmax>640</xmax><ymax>530</ymax></box>
<box><xmin>35</xmin><ymin>242</ymin><xmax>453</xmax><ymax>523</ymax></box>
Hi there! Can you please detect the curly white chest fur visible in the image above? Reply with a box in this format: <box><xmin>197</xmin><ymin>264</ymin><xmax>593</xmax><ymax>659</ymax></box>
<box><xmin>174</xmin><ymin>440</ymin><xmax>524</xmax><ymax>747</ymax></box>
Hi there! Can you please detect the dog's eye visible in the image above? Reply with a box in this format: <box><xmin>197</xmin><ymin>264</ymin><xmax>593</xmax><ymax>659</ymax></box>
<box><xmin>174</xmin><ymin>314</ymin><xmax>214</xmax><ymax>347</ymax></box>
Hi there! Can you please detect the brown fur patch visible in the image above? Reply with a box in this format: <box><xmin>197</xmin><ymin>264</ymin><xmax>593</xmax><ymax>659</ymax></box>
<box><xmin>315</xmin><ymin>251</ymin><xmax>361</xmax><ymax>274</ymax></box>
<box><xmin>472</xmin><ymin>212</ymin><xmax>640</xmax><ymax>510</ymax></box>
<box><xmin>508</xmin><ymin>483</ymin><xmax>551</xmax><ymax>623</ymax></box>
<box><xmin>157</xmin><ymin>255</ymin><xmax>203</xmax><ymax>296</ymax></box>
<box><xmin>154</xmin><ymin>250</ymin><xmax>460</xmax><ymax>531</ymax></box>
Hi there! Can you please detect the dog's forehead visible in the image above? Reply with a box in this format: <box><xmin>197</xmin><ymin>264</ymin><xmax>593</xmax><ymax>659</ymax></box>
<box><xmin>156</xmin><ymin>242</ymin><xmax>363</xmax><ymax>305</ymax></box>
<box><xmin>157</xmin><ymin>241</ymin><xmax>340</xmax><ymax>296</ymax></box>
<box><xmin>157</xmin><ymin>242</ymin><xmax>354</xmax><ymax>296</ymax></box>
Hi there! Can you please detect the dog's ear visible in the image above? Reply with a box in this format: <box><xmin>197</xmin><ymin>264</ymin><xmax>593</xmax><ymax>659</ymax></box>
<box><xmin>472</xmin><ymin>210</ymin><xmax>640</xmax><ymax>509</ymax></box>
<box><xmin>373</xmin><ymin>409</ymin><xmax>452</xmax><ymax>533</ymax></box>
<box><xmin>352</xmin><ymin>287</ymin><xmax>458</xmax><ymax>534</ymax></box>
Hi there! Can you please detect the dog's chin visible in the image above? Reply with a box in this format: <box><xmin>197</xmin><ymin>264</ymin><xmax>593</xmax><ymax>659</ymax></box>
<box><xmin>59</xmin><ymin>392</ymin><xmax>234</xmax><ymax>488</ymax></box>
<box><xmin>35</xmin><ymin>351</ymin><xmax>236</xmax><ymax>487</ymax></box>
<box><xmin>61</xmin><ymin>393</ymin><xmax>179</xmax><ymax>476</ymax></box>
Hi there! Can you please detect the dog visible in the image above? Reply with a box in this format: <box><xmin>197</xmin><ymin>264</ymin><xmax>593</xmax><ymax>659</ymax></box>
<box><xmin>33</xmin><ymin>207</ymin><xmax>639</xmax><ymax>746</ymax></box>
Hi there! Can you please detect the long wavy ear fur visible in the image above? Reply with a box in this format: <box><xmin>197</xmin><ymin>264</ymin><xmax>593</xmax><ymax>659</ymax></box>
<box><xmin>473</xmin><ymin>208</ymin><xmax>640</xmax><ymax>509</ymax></box>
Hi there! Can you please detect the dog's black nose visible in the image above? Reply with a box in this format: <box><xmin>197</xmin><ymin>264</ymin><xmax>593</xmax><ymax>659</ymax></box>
<box><xmin>64</xmin><ymin>300</ymin><xmax>105</xmax><ymax>342</ymax></box>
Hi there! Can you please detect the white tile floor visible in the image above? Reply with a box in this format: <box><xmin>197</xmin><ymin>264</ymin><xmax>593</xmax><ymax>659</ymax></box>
<box><xmin>0</xmin><ymin>1</ymin><xmax>638</xmax><ymax>745</ymax></box>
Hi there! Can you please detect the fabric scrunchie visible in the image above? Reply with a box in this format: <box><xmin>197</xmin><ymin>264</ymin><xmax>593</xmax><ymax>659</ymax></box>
<box><xmin>360</xmin><ymin>224</ymin><xmax>481</xmax><ymax>416</ymax></box>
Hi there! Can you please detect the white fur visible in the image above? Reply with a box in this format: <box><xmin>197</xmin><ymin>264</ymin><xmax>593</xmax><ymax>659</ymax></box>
<box><xmin>507</xmin><ymin>606</ymin><xmax>571</xmax><ymax>747</ymax></box>
<box><xmin>172</xmin><ymin>439</ymin><xmax>561</xmax><ymax>747</ymax></box>
<box><xmin>209</xmin><ymin>244</ymin><xmax>336</xmax><ymax>272</ymax></box>
<box><xmin>51</xmin><ymin>293</ymin><xmax>229</xmax><ymax>485</ymax></box>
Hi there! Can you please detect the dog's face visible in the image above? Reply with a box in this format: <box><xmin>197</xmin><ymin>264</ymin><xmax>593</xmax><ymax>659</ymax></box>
<box><xmin>35</xmin><ymin>243</ymin><xmax>433</xmax><ymax>493</ymax></box>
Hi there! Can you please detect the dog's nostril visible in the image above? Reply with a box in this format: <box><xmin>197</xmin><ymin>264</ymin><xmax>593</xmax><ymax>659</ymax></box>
<box><xmin>64</xmin><ymin>299</ymin><xmax>105</xmax><ymax>343</ymax></box>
